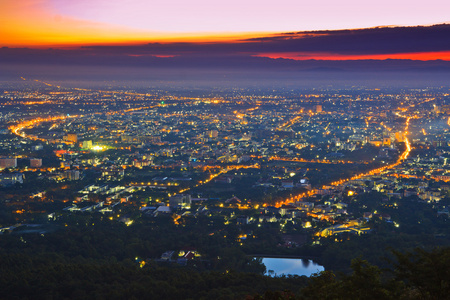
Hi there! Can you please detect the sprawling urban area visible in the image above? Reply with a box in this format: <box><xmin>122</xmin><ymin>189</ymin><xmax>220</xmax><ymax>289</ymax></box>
<box><xmin>1</xmin><ymin>78</ymin><xmax>449</xmax><ymax>298</ymax></box>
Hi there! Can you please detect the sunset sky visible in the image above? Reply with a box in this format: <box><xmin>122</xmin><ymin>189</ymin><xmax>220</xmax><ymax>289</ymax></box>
<box><xmin>1</xmin><ymin>0</ymin><xmax>450</xmax><ymax>62</ymax></box>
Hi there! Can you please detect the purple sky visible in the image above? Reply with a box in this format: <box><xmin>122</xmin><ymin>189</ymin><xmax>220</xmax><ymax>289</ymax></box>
<box><xmin>49</xmin><ymin>0</ymin><xmax>450</xmax><ymax>32</ymax></box>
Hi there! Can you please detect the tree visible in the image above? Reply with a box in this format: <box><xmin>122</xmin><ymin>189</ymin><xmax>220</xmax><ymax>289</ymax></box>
<box><xmin>391</xmin><ymin>247</ymin><xmax>450</xmax><ymax>300</ymax></box>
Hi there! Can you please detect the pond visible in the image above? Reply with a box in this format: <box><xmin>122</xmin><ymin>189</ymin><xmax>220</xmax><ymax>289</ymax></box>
<box><xmin>259</xmin><ymin>257</ymin><xmax>324</xmax><ymax>277</ymax></box>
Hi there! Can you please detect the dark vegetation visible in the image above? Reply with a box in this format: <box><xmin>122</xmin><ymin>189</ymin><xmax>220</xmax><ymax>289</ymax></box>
<box><xmin>0</xmin><ymin>207</ymin><xmax>448</xmax><ymax>299</ymax></box>
<box><xmin>0</xmin><ymin>246</ymin><xmax>448</xmax><ymax>299</ymax></box>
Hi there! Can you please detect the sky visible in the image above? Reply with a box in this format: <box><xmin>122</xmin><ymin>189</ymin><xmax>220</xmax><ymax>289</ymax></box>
<box><xmin>1</xmin><ymin>0</ymin><xmax>450</xmax><ymax>65</ymax></box>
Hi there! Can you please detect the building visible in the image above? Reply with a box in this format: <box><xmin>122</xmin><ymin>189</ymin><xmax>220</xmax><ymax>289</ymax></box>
<box><xmin>0</xmin><ymin>158</ymin><xmax>17</xmax><ymax>169</ymax></box>
<box><xmin>208</xmin><ymin>130</ymin><xmax>218</xmax><ymax>138</ymax></box>
<box><xmin>369</xmin><ymin>140</ymin><xmax>382</xmax><ymax>147</ymax></box>
<box><xmin>441</xmin><ymin>105</ymin><xmax>450</xmax><ymax>115</ymax></box>
<box><xmin>281</xmin><ymin>181</ymin><xmax>294</xmax><ymax>189</ymax></box>
<box><xmin>64</xmin><ymin>170</ymin><xmax>80</xmax><ymax>180</ymax></box>
<box><xmin>65</xmin><ymin>133</ymin><xmax>78</xmax><ymax>143</ymax></box>
<box><xmin>314</xmin><ymin>105</ymin><xmax>322</xmax><ymax>113</ymax></box>
<box><xmin>0</xmin><ymin>173</ymin><xmax>23</xmax><ymax>186</ymax></box>
<box><xmin>32</xmin><ymin>144</ymin><xmax>44</xmax><ymax>151</ymax></box>
<box><xmin>121</xmin><ymin>135</ymin><xmax>161</xmax><ymax>144</ymax></box>
<box><xmin>280</xmin><ymin>204</ymin><xmax>297</xmax><ymax>216</ymax></box>
<box><xmin>30</xmin><ymin>158</ymin><xmax>42</xmax><ymax>168</ymax></box>
<box><xmin>82</xmin><ymin>140</ymin><xmax>93</xmax><ymax>149</ymax></box>
<box><xmin>169</xmin><ymin>194</ymin><xmax>191</xmax><ymax>209</ymax></box>
<box><xmin>433</xmin><ymin>140</ymin><xmax>445</xmax><ymax>148</ymax></box>
<box><xmin>433</xmin><ymin>105</ymin><xmax>440</xmax><ymax>114</ymax></box>
<box><xmin>236</xmin><ymin>215</ymin><xmax>249</xmax><ymax>225</ymax></box>
<box><xmin>395</xmin><ymin>132</ymin><xmax>403</xmax><ymax>142</ymax></box>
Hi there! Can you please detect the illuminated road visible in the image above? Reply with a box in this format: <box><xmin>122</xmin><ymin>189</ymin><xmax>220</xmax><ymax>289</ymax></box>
<box><xmin>9</xmin><ymin>115</ymin><xmax>76</xmax><ymax>144</ymax></box>
<box><xmin>279</xmin><ymin>109</ymin><xmax>304</xmax><ymax>129</ymax></box>
<box><xmin>248</xmin><ymin>155</ymin><xmax>366</xmax><ymax>165</ymax></box>
<box><xmin>175</xmin><ymin>164</ymin><xmax>260</xmax><ymax>195</ymax></box>
<box><xmin>272</xmin><ymin>116</ymin><xmax>412</xmax><ymax>207</ymax></box>
<box><xmin>267</xmin><ymin>156</ymin><xmax>366</xmax><ymax>164</ymax></box>
<box><xmin>9</xmin><ymin>79</ymin><xmax>424</xmax><ymax>211</ymax></box>
<box><xmin>9</xmin><ymin>104</ymin><xmax>159</xmax><ymax>143</ymax></box>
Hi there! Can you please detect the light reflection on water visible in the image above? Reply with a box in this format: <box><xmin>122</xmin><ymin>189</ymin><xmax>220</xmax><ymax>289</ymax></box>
<box><xmin>260</xmin><ymin>257</ymin><xmax>324</xmax><ymax>277</ymax></box>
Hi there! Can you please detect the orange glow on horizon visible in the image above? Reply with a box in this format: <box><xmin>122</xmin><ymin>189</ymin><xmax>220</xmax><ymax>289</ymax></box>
<box><xmin>1</xmin><ymin>28</ymin><xmax>276</xmax><ymax>48</ymax></box>
<box><xmin>255</xmin><ymin>51</ymin><xmax>450</xmax><ymax>61</ymax></box>
<box><xmin>1</xmin><ymin>23</ymin><xmax>271</xmax><ymax>48</ymax></box>
<box><xmin>0</xmin><ymin>0</ymin><xmax>272</xmax><ymax>47</ymax></box>
<box><xmin>2</xmin><ymin>0</ymin><xmax>449</xmax><ymax>61</ymax></box>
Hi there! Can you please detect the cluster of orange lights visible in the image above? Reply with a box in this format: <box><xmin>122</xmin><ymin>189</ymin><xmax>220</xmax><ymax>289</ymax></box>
<box><xmin>9</xmin><ymin>115</ymin><xmax>74</xmax><ymax>142</ymax></box>
<box><xmin>279</xmin><ymin>110</ymin><xmax>304</xmax><ymax>129</ymax></box>
<box><xmin>272</xmin><ymin>117</ymin><xmax>412</xmax><ymax>208</ymax></box>
<box><xmin>177</xmin><ymin>164</ymin><xmax>259</xmax><ymax>194</ymax></box>
<box><xmin>8</xmin><ymin>78</ymin><xmax>167</xmax><ymax>143</ymax></box>
<box><xmin>268</xmin><ymin>156</ymin><xmax>363</xmax><ymax>165</ymax></box>
<box><xmin>9</xmin><ymin>80</ymin><xmax>431</xmax><ymax>219</ymax></box>
<box><xmin>172</xmin><ymin>214</ymin><xmax>181</xmax><ymax>225</ymax></box>
<box><xmin>307</xmin><ymin>212</ymin><xmax>334</xmax><ymax>222</ymax></box>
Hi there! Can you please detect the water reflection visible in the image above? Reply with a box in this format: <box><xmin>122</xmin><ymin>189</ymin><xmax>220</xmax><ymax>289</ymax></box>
<box><xmin>301</xmin><ymin>258</ymin><xmax>310</xmax><ymax>268</ymax></box>
<box><xmin>260</xmin><ymin>257</ymin><xmax>324</xmax><ymax>277</ymax></box>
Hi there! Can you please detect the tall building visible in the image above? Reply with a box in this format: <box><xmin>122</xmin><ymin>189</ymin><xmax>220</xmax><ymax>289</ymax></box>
<box><xmin>30</xmin><ymin>158</ymin><xmax>42</xmax><ymax>168</ymax></box>
<box><xmin>0</xmin><ymin>157</ymin><xmax>17</xmax><ymax>169</ymax></box>
<box><xmin>314</xmin><ymin>105</ymin><xmax>322</xmax><ymax>113</ymax></box>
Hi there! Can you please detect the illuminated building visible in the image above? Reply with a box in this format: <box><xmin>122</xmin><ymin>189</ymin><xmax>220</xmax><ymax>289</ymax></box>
<box><xmin>433</xmin><ymin>105</ymin><xmax>440</xmax><ymax>114</ymax></box>
<box><xmin>0</xmin><ymin>173</ymin><xmax>23</xmax><ymax>186</ymax></box>
<box><xmin>0</xmin><ymin>158</ymin><xmax>17</xmax><ymax>169</ymax></box>
<box><xmin>32</xmin><ymin>144</ymin><xmax>44</xmax><ymax>151</ymax></box>
<box><xmin>121</xmin><ymin>135</ymin><xmax>161</xmax><ymax>144</ymax></box>
<box><xmin>30</xmin><ymin>158</ymin><xmax>42</xmax><ymax>168</ymax></box>
<box><xmin>208</xmin><ymin>130</ymin><xmax>218</xmax><ymax>138</ymax></box>
<box><xmin>82</xmin><ymin>140</ymin><xmax>93</xmax><ymax>149</ymax></box>
<box><xmin>169</xmin><ymin>194</ymin><xmax>191</xmax><ymax>209</ymax></box>
<box><xmin>314</xmin><ymin>105</ymin><xmax>322</xmax><ymax>113</ymax></box>
<box><xmin>65</xmin><ymin>133</ymin><xmax>78</xmax><ymax>143</ymax></box>
<box><xmin>441</xmin><ymin>105</ymin><xmax>450</xmax><ymax>115</ymax></box>
<box><xmin>369</xmin><ymin>140</ymin><xmax>382</xmax><ymax>147</ymax></box>
<box><xmin>64</xmin><ymin>170</ymin><xmax>80</xmax><ymax>180</ymax></box>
